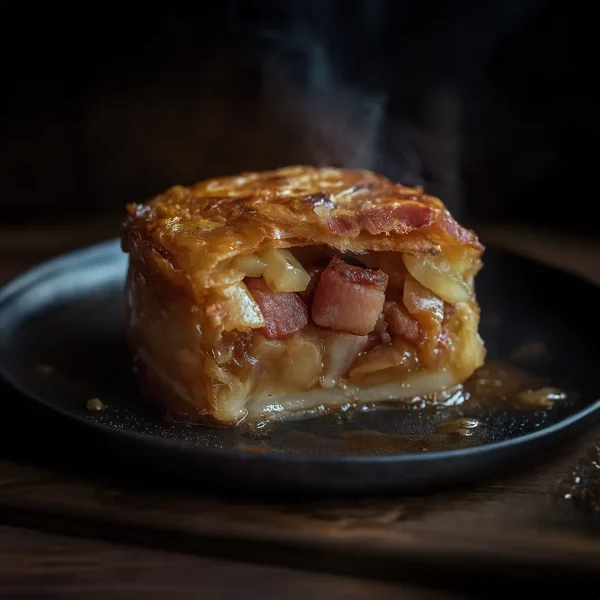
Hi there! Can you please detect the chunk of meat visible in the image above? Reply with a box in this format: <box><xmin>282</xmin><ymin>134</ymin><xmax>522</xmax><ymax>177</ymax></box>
<box><xmin>314</xmin><ymin>205</ymin><xmax>361</xmax><ymax>236</ymax></box>
<box><xmin>383</xmin><ymin>301</ymin><xmax>423</xmax><ymax>345</ymax></box>
<box><xmin>357</xmin><ymin>252</ymin><xmax>407</xmax><ymax>290</ymax></box>
<box><xmin>246</xmin><ymin>277</ymin><xmax>308</xmax><ymax>339</ymax></box>
<box><xmin>311</xmin><ymin>257</ymin><xmax>388</xmax><ymax>336</ymax></box>
<box><xmin>437</xmin><ymin>211</ymin><xmax>483</xmax><ymax>250</ymax></box>
<box><xmin>358</xmin><ymin>203</ymin><xmax>432</xmax><ymax>235</ymax></box>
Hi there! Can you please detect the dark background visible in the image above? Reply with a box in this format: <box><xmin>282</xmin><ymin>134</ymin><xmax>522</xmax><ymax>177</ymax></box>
<box><xmin>0</xmin><ymin>1</ymin><xmax>596</xmax><ymax>231</ymax></box>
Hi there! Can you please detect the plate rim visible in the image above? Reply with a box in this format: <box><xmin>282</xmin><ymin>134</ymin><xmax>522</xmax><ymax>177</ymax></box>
<box><xmin>1</xmin><ymin>237</ymin><xmax>600</xmax><ymax>466</ymax></box>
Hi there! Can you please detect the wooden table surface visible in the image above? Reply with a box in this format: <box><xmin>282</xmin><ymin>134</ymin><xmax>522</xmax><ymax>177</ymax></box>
<box><xmin>0</xmin><ymin>221</ymin><xmax>599</xmax><ymax>599</ymax></box>
<box><xmin>3</xmin><ymin>525</ymin><xmax>443</xmax><ymax>600</ymax></box>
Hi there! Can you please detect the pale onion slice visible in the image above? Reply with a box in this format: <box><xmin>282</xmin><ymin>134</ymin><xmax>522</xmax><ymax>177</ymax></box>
<box><xmin>260</xmin><ymin>248</ymin><xmax>311</xmax><ymax>293</ymax></box>
<box><xmin>245</xmin><ymin>368</ymin><xmax>460</xmax><ymax>421</ymax></box>
<box><xmin>321</xmin><ymin>331</ymin><xmax>369</xmax><ymax>387</ymax></box>
<box><xmin>403</xmin><ymin>275</ymin><xmax>444</xmax><ymax>325</ymax></box>
<box><xmin>281</xmin><ymin>334</ymin><xmax>322</xmax><ymax>389</ymax></box>
<box><xmin>402</xmin><ymin>254</ymin><xmax>472</xmax><ymax>304</ymax></box>
<box><xmin>251</xmin><ymin>335</ymin><xmax>287</xmax><ymax>362</ymax></box>
<box><xmin>204</xmin><ymin>357</ymin><xmax>252</xmax><ymax>423</ymax></box>
<box><xmin>349</xmin><ymin>343</ymin><xmax>413</xmax><ymax>378</ymax></box>
<box><xmin>221</xmin><ymin>282</ymin><xmax>265</xmax><ymax>331</ymax></box>
<box><xmin>230</xmin><ymin>253</ymin><xmax>267</xmax><ymax>278</ymax></box>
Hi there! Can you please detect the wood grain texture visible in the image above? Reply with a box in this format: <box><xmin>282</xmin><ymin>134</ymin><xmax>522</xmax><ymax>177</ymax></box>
<box><xmin>0</xmin><ymin>227</ymin><xmax>599</xmax><ymax>595</ymax></box>
<box><xmin>1</xmin><ymin>525</ymin><xmax>437</xmax><ymax>600</ymax></box>
<box><xmin>0</xmin><ymin>429</ymin><xmax>598</xmax><ymax>586</ymax></box>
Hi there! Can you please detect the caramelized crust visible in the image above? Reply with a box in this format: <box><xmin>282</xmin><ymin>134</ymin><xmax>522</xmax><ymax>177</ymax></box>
<box><xmin>122</xmin><ymin>166</ymin><xmax>483</xmax><ymax>300</ymax></box>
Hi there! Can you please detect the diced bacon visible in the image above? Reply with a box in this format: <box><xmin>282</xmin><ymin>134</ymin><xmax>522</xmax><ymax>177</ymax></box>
<box><xmin>311</xmin><ymin>257</ymin><xmax>388</xmax><ymax>336</ymax></box>
<box><xmin>328</xmin><ymin>213</ymin><xmax>361</xmax><ymax>235</ymax></box>
<box><xmin>314</xmin><ymin>205</ymin><xmax>361</xmax><ymax>236</ymax></box>
<box><xmin>358</xmin><ymin>203</ymin><xmax>433</xmax><ymax>235</ymax></box>
<box><xmin>383</xmin><ymin>301</ymin><xmax>423</xmax><ymax>345</ymax></box>
<box><xmin>246</xmin><ymin>277</ymin><xmax>308</xmax><ymax>340</ymax></box>
<box><xmin>437</xmin><ymin>211</ymin><xmax>483</xmax><ymax>249</ymax></box>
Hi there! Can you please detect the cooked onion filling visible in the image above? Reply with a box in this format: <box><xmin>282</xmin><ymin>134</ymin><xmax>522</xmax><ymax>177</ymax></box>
<box><xmin>201</xmin><ymin>246</ymin><xmax>482</xmax><ymax>420</ymax></box>
<box><xmin>127</xmin><ymin>243</ymin><xmax>483</xmax><ymax>423</ymax></box>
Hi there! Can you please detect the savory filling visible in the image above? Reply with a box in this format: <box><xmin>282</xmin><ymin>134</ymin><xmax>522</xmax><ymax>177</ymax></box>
<box><xmin>203</xmin><ymin>246</ymin><xmax>481</xmax><ymax>418</ymax></box>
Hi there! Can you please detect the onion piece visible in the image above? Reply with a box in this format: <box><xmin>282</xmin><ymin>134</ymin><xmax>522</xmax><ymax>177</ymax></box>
<box><xmin>402</xmin><ymin>254</ymin><xmax>472</xmax><ymax>304</ymax></box>
<box><xmin>349</xmin><ymin>343</ymin><xmax>413</xmax><ymax>378</ymax></box>
<box><xmin>403</xmin><ymin>276</ymin><xmax>444</xmax><ymax>326</ymax></box>
<box><xmin>230</xmin><ymin>253</ymin><xmax>267</xmax><ymax>277</ymax></box>
<box><xmin>260</xmin><ymin>249</ymin><xmax>311</xmax><ymax>293</ymax></box>
<box><xmin>221</xmin><ymin>282</ymin><xmax>265</xmax><ymax>332</ymax></box>
<box><xmin>321</xmin><ymin>332</ymin><xmax>369</xmax><ymax>387</ymax></box>
<box><xmin>281</xmin><ymin>334</ymin><xmax>322</xmax><ymax>389</ymax></box>
<box><xmin>251</xmin><ymin>335</ymin><xmax>287</xmax><ymax>362</ymax></box>
<box><xmin>204</xmin><ymin>358</ymin><xmax>252</xmax><ymax>422</ymax></box>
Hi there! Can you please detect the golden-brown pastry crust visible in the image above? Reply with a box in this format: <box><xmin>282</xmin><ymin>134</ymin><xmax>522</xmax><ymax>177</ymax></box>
<box><xmin>122</xmin><ymin>166</ymin><xmax>485</xmax><ymax>425</ymax></box>
<box><xmin>122</xmin><ymin>166</ymin><xmax>483</xmax><ymax>301</ymax></box>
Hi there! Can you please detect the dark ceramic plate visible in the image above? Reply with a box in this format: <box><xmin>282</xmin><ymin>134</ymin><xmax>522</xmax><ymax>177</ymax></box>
<box><xmin>0</xmin><ymin>239</ymin><xmax>599</xmax><ymax>495</ymax></box>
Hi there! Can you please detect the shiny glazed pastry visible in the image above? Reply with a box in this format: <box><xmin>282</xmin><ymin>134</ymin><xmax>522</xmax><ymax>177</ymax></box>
<box><xmin>122</xmin><ymin>166</ymin><xmax>486</xmax><ymax>425</ymax></box>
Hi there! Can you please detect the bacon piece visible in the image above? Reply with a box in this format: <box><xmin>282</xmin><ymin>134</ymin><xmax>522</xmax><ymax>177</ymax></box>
<box><xmin>358</xmin><ymin>203</ymin><xmax>433</xmax><ymax>235</ymax></box>
<box><xmin>311</xmin><ymin>257</ymin><xmax>388</xmax><ymax>336</ymax></box>
<box><xmin>383</xmin><ymin>301</ymin><xmax>423</xmax><ymax>345</ymax></box>
<box><xmin>437</xmin><ymin>211</ymin><xmax>483</xmax><ymax>249</ymax></box>
<box><xmin>246</xmin><ymin>277</ymin><xmax>308</xmax><ymax>340</ymax></box>
<box><xmin>314</xmin><ymin>206</ymin><xmax>361</xmax><ymax>236</ymax></box>
<box><xmin>328</xmin><ymin>213</ymin><xmax>361</xmax><ymax>235</ymax></box>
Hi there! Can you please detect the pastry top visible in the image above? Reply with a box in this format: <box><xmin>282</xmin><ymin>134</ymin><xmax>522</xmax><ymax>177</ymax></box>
<box><xmin>122</xmin><ymin>166</ymin><xmax>483</xmax><ymax>296</ymax></box>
